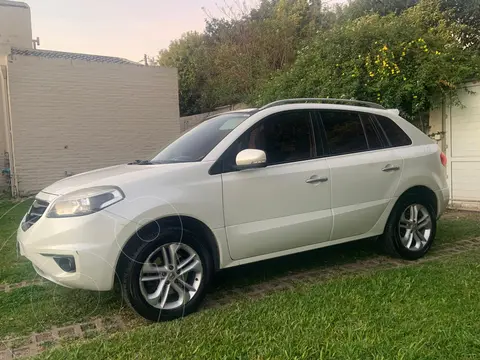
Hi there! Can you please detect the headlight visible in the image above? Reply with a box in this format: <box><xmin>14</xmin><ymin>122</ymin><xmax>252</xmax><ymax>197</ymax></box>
<box><xmin>47</xmin><ymin>186</ymin><xmax>124</xmax><ymax>218</ymax></box>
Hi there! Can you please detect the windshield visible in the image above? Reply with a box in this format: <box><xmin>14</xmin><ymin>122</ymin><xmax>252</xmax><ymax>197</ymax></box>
<box><xmin>151</xmin><ymin>112</ymin><xmax>251</xmax><ymax>164</ymax></box>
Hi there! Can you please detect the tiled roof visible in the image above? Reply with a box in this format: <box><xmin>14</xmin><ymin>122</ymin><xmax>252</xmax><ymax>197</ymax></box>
<box><xmin>11</xmin><ymin>47</ymin><xmax>140</xmax><ymax>66</ymax></box>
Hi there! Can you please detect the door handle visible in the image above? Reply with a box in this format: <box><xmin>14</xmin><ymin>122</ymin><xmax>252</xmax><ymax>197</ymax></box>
<box><xmin>382</xmin><ymin>164</ymin><xmax>400</xmax><ymax>172</ymax></box>
<box><xmin>306</xmin><ymin>176</ymin><xmax>328</xmax><ymax>184</ymax></box>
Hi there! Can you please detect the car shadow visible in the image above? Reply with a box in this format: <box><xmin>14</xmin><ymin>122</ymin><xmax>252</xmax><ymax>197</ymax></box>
<box><xmin>211</xmin><ymin>237</ymin><xmax>380</xmax><ymax>292</ymax></box>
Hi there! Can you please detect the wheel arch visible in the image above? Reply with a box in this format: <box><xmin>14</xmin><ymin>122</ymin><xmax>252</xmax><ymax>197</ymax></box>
<box><xmin>114</xmin><ymin>215</ymin><xmax>221</xmax><ymax>286</ymax></box>
<box><xmin>394</xmin><ymin>185</ymin><xmax>438</xmax><ymax>216</ymax></box>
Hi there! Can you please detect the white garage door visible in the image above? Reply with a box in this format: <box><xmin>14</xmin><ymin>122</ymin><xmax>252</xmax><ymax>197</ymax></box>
<box><xmin>447</xmin><ymin>83</ymin><xmax>480</xmax><ymax>204</ymax></box>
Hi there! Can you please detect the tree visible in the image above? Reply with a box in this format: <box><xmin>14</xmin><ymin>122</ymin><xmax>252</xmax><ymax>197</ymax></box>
<box><xmin>440</xmin><ymin>0</ymin><xmax>480</xmax><ymax>49</ymax></box>
<box><xmin>157</xmin><ymin>0</ymin><xmax>337</xmax><ymax>115</ymax></box>
<box><xmin>157</xmin><ymin>32</ymin><xmax>212</xmax><ymax>115</ymax></box>
<box><xmin>253</xmin><ymin>0</ymin><xmax>480</xmax><ymax>121</ymax></box>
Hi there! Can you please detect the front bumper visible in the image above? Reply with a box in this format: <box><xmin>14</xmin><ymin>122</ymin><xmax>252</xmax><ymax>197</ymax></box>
<box><xmin>17</xmin><ymin>196</ymin><xmax>131</xmax><ymax>291</ymax></box>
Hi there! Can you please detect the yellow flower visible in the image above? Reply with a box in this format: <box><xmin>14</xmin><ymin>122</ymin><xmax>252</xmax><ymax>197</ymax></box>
<box><xmin>435</xmin><ymin>51</ymin><xmax>441</xmax><ymax>55</ymax></box>
<box><xmin>369</xmin><ymin>72</ymin><xmax>375</xmax><ymax>77</ymax></box>
<box><xmin>383</xmin><ymin>45</ymin><xmax>388</xmax><ymax>51</ymax></box>
<box><xmin>402</xmin><ymin>52</ymin><xmax>406</xmax><ymax>56</ymax></box>
<box><xmin>413</xmin><ymin>95</ymin><xmax>418</xmax><ymax>99</ymax></box>
<box><xmin>403</xmin><ymin>77</ymin><xmax>407</xmax><ymax>81</ymax></box>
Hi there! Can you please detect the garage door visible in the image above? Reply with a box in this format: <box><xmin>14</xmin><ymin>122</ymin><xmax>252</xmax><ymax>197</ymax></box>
<box><xmin>447</xmin><ymin>83</ymin><xmax>480</xmax><ymax>203</ymax></box>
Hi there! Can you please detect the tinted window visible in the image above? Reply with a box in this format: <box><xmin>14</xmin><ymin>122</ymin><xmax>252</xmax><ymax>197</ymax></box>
<box><xmin>321</xmin><ymin>111</ymin><xmax>368</xmax><ymax>155</ymax></box>
<box><xmin>375</xmin><ymin>115</ymin><xmax>412</xmax><ymax>147</ymax></box>
<box><xmin>361</xmin><ymin>114</ymin><xmax>383</xmax><ymax>150</ymax></box>
<box><xmin>261</xmin><ymin>111</ymin><xmax>314</xmax><ymax>165</ymax></box>
<box><xmin>222</xmin><ymin>111</ymin><xmax>315</xmax><ymax>170</ymax></box>
<box><xmin>151</xmin><ymin>112</ymin><xmax>250</xmax><ymax>164</ymax></box>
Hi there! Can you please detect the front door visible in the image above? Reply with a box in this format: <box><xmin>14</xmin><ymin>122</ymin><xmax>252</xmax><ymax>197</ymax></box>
<box><xmin>221</xmin><ymin>110</ymin><xmax>332</xmax><ymax>260</ymax></box>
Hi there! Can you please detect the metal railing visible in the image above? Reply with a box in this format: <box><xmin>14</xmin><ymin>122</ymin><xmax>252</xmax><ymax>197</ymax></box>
<box><xmin>259</xmin><ymin>98</ymin><xmax>386</xmax><ymax>110</ymax></box>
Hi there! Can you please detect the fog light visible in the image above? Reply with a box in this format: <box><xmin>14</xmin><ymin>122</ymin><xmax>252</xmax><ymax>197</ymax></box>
<box><xmin>53</xmin><ymin>256</ymin><xmax>76</xmax><ymax>273</ymax></box>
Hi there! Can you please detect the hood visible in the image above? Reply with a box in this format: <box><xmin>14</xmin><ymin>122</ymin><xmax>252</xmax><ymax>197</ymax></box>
<box><xmin>41</xmin><ymin>163</ymin><xmax>197</xmax><ymax>196</ymax></box>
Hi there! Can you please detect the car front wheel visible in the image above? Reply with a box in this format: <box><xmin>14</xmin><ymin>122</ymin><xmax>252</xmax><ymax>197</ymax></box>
<box><xmin>121</xmin><ymin>228</ymin><xmax>213</xmax><ymax>321</ymax></box>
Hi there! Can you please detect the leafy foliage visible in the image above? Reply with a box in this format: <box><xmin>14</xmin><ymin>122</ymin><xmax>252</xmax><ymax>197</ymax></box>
<box><xmin>254</xmin><ymin>0</ymin><xmax>480</xmax><ymax>119</ymax></box>
<box><xmin>157</xmin><ymin>0</ymin><xmax>480</xmax><ymax>119</ymax></box>
<box><xmin>157</xmin><ymin>0</ymin><xmax>334</xmax><ymax>115</ymax></box>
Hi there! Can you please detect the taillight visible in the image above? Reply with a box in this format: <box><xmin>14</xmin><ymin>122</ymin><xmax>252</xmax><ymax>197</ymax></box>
<box><xmin>440</xmin><ymin>152</ymin><xmax>447</xmax><ymax>167</ymax></box>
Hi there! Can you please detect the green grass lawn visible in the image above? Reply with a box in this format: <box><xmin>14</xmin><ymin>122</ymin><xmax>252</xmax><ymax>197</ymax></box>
<box><xmin>37</xmin><ymin>249</ymin><xmax>480</xmax><ymax>360</ymax></box>
<box><xmin>0</xmin><ymin>284</ymin><xmax>126</xmax><ymax>338</ymax></box>
<box><xmin>0</xmin><ymin>198</ymin><xmax>35</xmax><ymax>284</ymax></box>
<box><xmin>0</xmin><ymin>195</ymin><xmax>480</xmax><ymax>342</ymax></box>
<box><xmin>213</xmin><ymin>212</ymin><xmax>480</xmax><ymax>292</ymax></box>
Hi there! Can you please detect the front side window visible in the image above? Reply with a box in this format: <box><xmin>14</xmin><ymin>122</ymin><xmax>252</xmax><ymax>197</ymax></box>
<box><xmin>320</xmin><ymin>111</ymin><xmax>368</xmax><ymax>155</ymax></box>
<box><xmin>151</xmin><ymin>112</ymin><xmax>251</xmax><ymax>164</ymax></box>
<box><xmin>221</xmin><ymin>111</ymin><xmax>315</xmax><ymax>171</ymax></box>
<box><xmin>375</xmin><ymin>115</ymin><xmax>412</xmax><ymax>147</ymax></box>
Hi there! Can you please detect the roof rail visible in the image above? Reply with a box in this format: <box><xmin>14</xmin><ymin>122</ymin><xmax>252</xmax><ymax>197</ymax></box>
<box><xmin>259</xmin><ymin>98</ymin><xmax>386</xmax><ymax>110</ymax></box>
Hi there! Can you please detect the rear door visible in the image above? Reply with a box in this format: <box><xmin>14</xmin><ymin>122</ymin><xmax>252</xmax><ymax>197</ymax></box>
<box><xmin>220</xmin><ymin>110</ymin><xmax>333</xmax><ymax>260</ymax></box>
<box><xmin>314</xmin><ymin>110</ymin><xmax>404</xmax><ymax>240</ymax></box>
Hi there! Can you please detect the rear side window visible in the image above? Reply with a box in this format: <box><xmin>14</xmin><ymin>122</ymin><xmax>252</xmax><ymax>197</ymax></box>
<box><xmin>361</xmin><ymin>114</ymin><xmax>383</xmax><ymax>150</ymax></box>
<box><xmin>375</xmin><ymin>115</ymin><xmax>412</xmax><ymax>147</ymax></box>
<box><xmin>320</xmin><ymin>111</ymin><xmax>368</xmax><ymax>155</ymax></box>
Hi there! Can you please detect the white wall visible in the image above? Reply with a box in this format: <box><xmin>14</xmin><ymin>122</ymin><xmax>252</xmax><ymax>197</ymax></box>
<box><xmin>7</xmin><ymin>54</ymin><xmax>179</xmax><ymax>195</ymax></box>
<box><xmin>429</xmin><ymin>82</ymin><xmax>480</xmax><ymax>209</ymax></box>
<box><xmin>0</xmin><ymin>1</ymin><xmax>32</xmax><ymax>49</ymax></box>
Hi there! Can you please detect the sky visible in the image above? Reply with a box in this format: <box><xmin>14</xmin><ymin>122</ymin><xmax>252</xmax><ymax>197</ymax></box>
<box><xmin>24</xmin><ymin>0</ymin><xmax>251</xmax><ymax>62</ymax></box>
<box><xmin>25</xmin><ymin>0</ymin><xmax>344</xmax><ymax>63</ymax></box>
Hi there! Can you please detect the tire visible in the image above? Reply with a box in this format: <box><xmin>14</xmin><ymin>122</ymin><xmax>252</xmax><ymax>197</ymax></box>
<box><xmin>120</xmin><ymin>227</ymin><xmax>213</xmax><ymax>322</ymax></box>
<box><xmin>381</xmin><ymin>194</ymin><xmax>437</xmax><ymax>260</ymax></box>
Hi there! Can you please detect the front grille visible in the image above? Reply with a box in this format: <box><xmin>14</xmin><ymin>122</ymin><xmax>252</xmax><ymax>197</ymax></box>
<box><xmin>22</xmin><ymin>199</ymin><xmax>49</xmax><ymax>231</ymax></box>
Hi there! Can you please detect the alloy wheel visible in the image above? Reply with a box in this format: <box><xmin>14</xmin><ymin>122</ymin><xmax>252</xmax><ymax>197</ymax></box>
<box><xmin>139</xmin><ymin>242</ymin><xmax>203</xmax><ymax>310</ymax></box>
<box><xmin>398</xmin><ymin>204</ymin><xmax>432</xmax><ymax>251</ymax></box>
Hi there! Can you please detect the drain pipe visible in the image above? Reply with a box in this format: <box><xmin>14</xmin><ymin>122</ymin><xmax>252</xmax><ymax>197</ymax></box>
<box><xmin>1</xmin><ymin>64</ymin><xmax>19</xmax><ymax>197</ymax></box>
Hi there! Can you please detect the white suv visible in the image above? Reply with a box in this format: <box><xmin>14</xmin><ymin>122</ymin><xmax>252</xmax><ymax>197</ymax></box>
<box><xmin>17</xmin><ymin>99</ymin><xmax>449</xmax><ymax>321</ymax></box>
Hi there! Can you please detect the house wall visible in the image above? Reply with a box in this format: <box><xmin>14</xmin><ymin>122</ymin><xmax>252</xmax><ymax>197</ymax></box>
<box><xmin>179</xmin><ymin>103</ymin><xmax>252</xmax><ymax>132</ymax></box>
<box><xmin>429</xmin><ymin>100</ymin><xmax>446</xmax><ymax>151</ymax></box>
<box><xmin>7</xmin><ymin>54</ymin><xmax>179</xmax><ymax>195</ymax></box>
<box><xmin>429</xmin><ymin>82</ymin><xmax>480</xmax><ymax>210</ymax></box>
<box><xmin>0</xmin><ymin>1</ymin><xmax>32</xmax><ymax>49</ymax></box>
<box><xmin>179</xmin><ymin>106</ymin><xmax>231</xmax><ymax>132</ymax></box>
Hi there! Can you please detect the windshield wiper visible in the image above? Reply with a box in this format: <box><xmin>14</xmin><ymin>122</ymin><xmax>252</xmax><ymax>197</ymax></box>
<box><xmin>128</xmin><ymin>160</ymin><xmax>153</xmax><ymax>165</ymax></box>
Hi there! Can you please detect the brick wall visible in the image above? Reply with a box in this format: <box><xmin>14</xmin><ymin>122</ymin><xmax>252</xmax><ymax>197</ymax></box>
<box><xmin>7</xmin><ymin>55</ymin><xmax>179</xmax><ymax>195</ymax></box>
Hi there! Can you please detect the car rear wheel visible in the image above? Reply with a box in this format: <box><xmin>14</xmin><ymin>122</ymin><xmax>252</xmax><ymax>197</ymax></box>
<box><xmin>381</xmin><ymin>195</ymin><xmax>437</xmax><ymax>260</ymax></box>
<box><xmin>121</xmin><ymin>227</ymin><xmax>213</xmax><ymax>321</ymax></box>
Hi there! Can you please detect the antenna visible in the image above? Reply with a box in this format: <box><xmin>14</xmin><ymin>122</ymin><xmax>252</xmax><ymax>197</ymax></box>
<box><xmin>32</xmin><ymin>37</ymin><xmax>40</xmax><ymax>49</ymax></box>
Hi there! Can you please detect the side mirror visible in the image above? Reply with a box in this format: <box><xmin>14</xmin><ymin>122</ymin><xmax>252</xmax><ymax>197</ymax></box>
<box><xmin>235</xmin><ymin>149</ymin><xmax>267</xmax><ymax>170</ymax></box>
